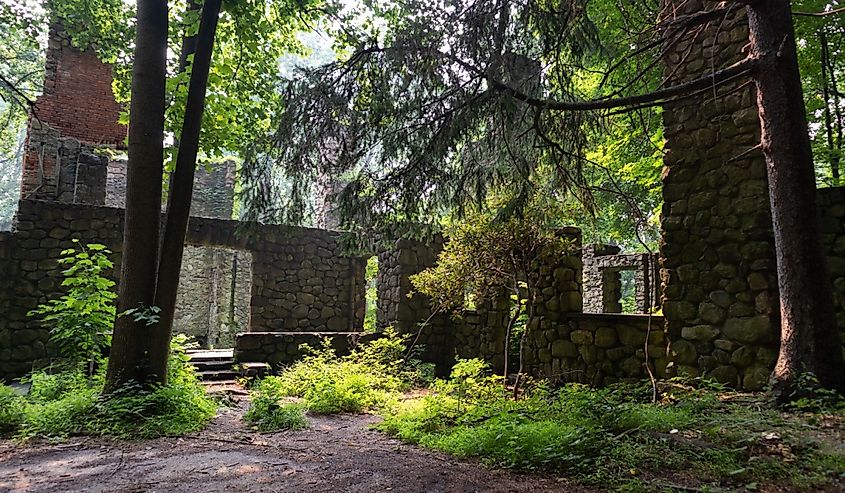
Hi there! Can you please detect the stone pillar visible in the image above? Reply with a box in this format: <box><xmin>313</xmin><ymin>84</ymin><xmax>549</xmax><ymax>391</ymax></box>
<box><xmin>660</xmin><ymin>1</ymin><xmax>779</xmax><ymax>390</ymax></box>
<box><xmin>376</xmin><ymin>237</ymin><xmax>454</xmax><ymax>371</ymax></box>
<box><xmin>522</xmin><ymin>228</ymin><xmax>584</xmax><ymax>379</ymax></box>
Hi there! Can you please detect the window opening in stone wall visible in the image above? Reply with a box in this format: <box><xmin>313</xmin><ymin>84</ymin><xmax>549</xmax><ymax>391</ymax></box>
<box><xmin>173</xmin><ymin>245</ymin><xmax>252</xmax><ymax>349</ymax></box>
<box><xmin>0</xmin><ymin>126</ymin><xmax>25</xmax><ymax>231</ymax></box>
<box><xmin>364</xmin><ymin>255</ymin><xmax>378</xmax><ymax>332</ymax></box>
<box><xmin>619</xmin><ymin>269</ymin><xmax>638</xmax><ymax>313</ymax></box>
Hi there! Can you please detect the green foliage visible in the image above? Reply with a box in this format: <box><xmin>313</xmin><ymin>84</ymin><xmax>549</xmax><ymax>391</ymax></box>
<box><xmin>379</xmin><ymin>367</ymin><xmax>845</xmax><ymax>491</ymax></box>
<box><xmin>411</xmin><ymin>201</ymin><xmax>576</xmax><ymax>314</ymax></box>
<box><xmin>28</xmin><ymin>241</ymin><xmax>117</xmax><ymax>371</ymax></box>
<box><xmin>0</xmin><ymin>386</ymin><xmax>25</xmax><ymax>435</ymax></box>
<box><xmin>244</xmin><ymin>390</ymin><xmax>308</xmax><ymax>432</ymax></box>
<box><xmin>783</xmin><ymin>372</ymin><xmax>845</xmax><ymax>412</ymax></box>
<box><xmin>0</xmin><ymin>337</ymin><xmax>216</xmax><ymax>440</ymax></box>
<box><xmin>0</xmin><ymin>2</ymin><xmax>44</xmax><ymax>230</ymax></box>
<box><xmin>245</xmin><ymin>329</ymin><xmax>433</xmax><ymax>423</ymax></box>
<box><xmin>363</xmin><ymin>256</ymin><xmax>378</xmax><ymax>333</ymax></box>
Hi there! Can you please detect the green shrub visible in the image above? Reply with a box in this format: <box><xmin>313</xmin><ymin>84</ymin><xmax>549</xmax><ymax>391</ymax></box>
<box><xmin>245</xmin><ymin>329</ymin><xmax>431</xmax><ymax>421</ymax></box>
<box><xmin>2</xmin><ymin>337</ymin><xmax>216</xmax><ymax>440</ymax></box>
<box><xmin>244</xmin><ymin>393</ymin><xmax>308</xmax><ymax>432</ymax></box>
<box><xmin>0</xmin><ymin>386</ymin><xmax>25</xmax><ymax>434</ymax></box>
<box><xmin>28</xmin><ymin>241</ymin><xmax>116</xmax><ymax>374</ymax></box>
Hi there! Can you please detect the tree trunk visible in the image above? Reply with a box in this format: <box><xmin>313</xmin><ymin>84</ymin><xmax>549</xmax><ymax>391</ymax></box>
<box><xmin>105</xmin><ymin>0</ymin><xmax>169</xmax><ymax>391</ymax></box>
<box><xmin>151</xmin><ymin>0</ymin><xmax>222</xmax><ymax>369</ymax></box>
<box><xmin>746</xmin><ymin>1</ymin><xmax>845</xmax><ymax>399</ymax></box>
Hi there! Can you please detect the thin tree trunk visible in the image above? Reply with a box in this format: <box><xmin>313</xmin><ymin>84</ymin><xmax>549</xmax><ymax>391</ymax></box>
<box><xmin>746</xmin><ymin>1</ymin><xmax>845</xmax><ymax>399</ymax></box>
<box><xmin>502</xmin><ymin>294</ymin><xmax>522</xmax><ymax>383</ymax></box>
<box><xmin>177</xmin><ymin>0</ymin><xmax>201</xmax><ymax>73</ymax></box>
<box><xmin>105</xmin><ymin>0</ymin><xmax>168</xmax><ymax>391</ymax></box>
<box><xmin>151</xmin><ymin>0</ymin><xmax>223</xmax><ymax>372</ymax></box>
<box><xmin>821</xmin><ymin>31</ymin><xmax>840</xmax><ymax>185</ymax></box>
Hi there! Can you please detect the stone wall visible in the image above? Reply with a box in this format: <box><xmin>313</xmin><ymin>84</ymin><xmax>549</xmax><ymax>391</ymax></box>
<box><xmin>0</xmin><ymin>199</ymin><xmax>367</xmax><ymax>381</ymax></box>
<box><xmin>659</xmin><ymin>1</ymin><xmax>779</xmax><ymax>390</ymax></box>
<box><xmin>524</xmin><ymin>314</ymin><xmax>668</xmax><ymax>386</ymax></box>
<box><xmin>376</xmin><ymin>238</ymin><xmax>455</xmax><ymax>371</ymax></box>
<box><xmin>104</xmin><ymin>159</ymin><xmax>236</xmax><ymax>219</ymax></box>
<box><xmin>22</xmin><ymin>122</ymin><xmax>110</xmax><ymax>203</ymax></box>
<box><xmin>582</xmin><ymin>244</ymin><xmax>659</xmax><ymax>314</ymax></box>
<box><xmin>817</xmin><ymin>187</ymin><xmax>845</xmax><ymax>341</ymax></box>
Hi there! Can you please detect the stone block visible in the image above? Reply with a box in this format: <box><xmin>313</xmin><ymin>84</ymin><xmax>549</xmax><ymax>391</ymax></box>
<box><xmin>594</xmin><ymin>327</ymin><xmax>617</xmax><ymax>348</ymax></box>
<box><xmin>722</xmin><ymin>316</ymin><xmax>773</xmax><ymax>343</ymax></box>
<box><xmin>671</xmin><ymin>339</ymin><xmax>698</xmax><ymax>365</ymax></box>
<box><xmin>570</xmin><ymin>330</ymin><xmax>593</xmax><ymax>345</ymax></box>
<box><xmin>681</xmin><ymin>324</ymin><xmax>718</xmax><ymax>341</ymax></box>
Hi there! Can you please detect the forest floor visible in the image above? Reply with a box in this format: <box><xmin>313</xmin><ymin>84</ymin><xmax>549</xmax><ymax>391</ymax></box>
<box><xmin>1</xmin><ymin>382</ymin><xmax>843</xmax><ymax>493</ymax></box>
<box><xmin>0</xmin><ymin>383</ymin><xmax>585</xmax><ymax>493</ymax></box>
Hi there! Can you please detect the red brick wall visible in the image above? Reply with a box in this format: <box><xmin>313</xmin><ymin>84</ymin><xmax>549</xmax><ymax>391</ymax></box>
<box><xmin>34</xmin><ymin>25</ymin><xmax>126</xmax><ymax>145</ymax></box>
<box><xmin>21</xmin><ymin>23</ymin><xmax>126</xmax><ymax>199</ymax></box>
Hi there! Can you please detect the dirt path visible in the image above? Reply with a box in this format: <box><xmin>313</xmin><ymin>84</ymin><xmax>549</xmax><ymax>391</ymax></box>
<box><xmin>0</xmin><ymin>393</ymin><xmax>588</xmax><ymax>493</ymax></box>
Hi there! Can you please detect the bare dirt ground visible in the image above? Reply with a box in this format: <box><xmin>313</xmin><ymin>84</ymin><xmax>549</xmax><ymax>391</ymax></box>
<box><xmin>0</xmin><ymin>390</ymin><xmax>587</xmax><ymax>493</ymax></box>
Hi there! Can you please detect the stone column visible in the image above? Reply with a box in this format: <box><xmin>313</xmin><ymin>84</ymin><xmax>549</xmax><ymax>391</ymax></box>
<box><xmin>660</xmin><ymin>0</ymin><xmax>779</xmax><ymax>389</ymax></box>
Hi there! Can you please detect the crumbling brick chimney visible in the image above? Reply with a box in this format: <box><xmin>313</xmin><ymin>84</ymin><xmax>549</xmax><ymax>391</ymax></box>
<box><xmin>20</xmin><ymin>21</ymin><xmax>126</xmax><ymax>203</ymax></box>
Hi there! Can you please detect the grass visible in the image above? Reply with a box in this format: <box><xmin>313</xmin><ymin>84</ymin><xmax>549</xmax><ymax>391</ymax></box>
<box><xmin>0</xmin><ymin>339</ymin><xmax>217</xmax><ymax>440</ymax></box>
<box><xmin>377</xmin><ymin>359</ymin><xmax>845</xmax><ymax>492</ymax></box>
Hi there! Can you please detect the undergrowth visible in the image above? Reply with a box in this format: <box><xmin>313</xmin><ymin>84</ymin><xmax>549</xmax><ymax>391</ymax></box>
<box><xmin>0</xmin><ymin>336</ymin><xmax>217</xmax><ymax>440</ymax></box>
<box><xmin>378</xmin><ymin>359</ymin><xmax>845</xmax><ymax>492</ymax></box>
<box><xmin>245</xmin><ymin>330</ymin><xmax>434</xmax><ymax>430</ymax></box>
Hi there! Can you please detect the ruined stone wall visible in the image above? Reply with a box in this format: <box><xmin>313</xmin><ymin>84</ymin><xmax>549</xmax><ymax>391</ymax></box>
<box><xmin>817</xmin><ymin>187</ymin><xmax>845</xmax><ymax>341</ymax></box>
<box><xmin>524</xmin><ymin>314</ymin><xmax>668</xmax><ymax>386</ymax></box>
<box><xmin>103</xmin><ymin>160</ymin><xmax>236</xmax><ymax>219</ymax></box>
<box><xmin>22</xmin><ymin>123</ymin><xmax>111</xmax><ymax>203</ymax></box>
<box><xmin>583</xmin><ymin>244</ymin><xmax>659</xmax><ymax>314</ymax></box>
<box><xmin>660</xmin><ymin>1</ymin><xmax>779</xmax><ymax>390</ymax></box>
<box><xmin>0</xmin><ymin>200</ymin><xmax>366</xmax><ymax>381</ymax></box>
<box><xmin>173</xmin><ymin>246</ymin><xmax>252</xmax><ymax>348</ymax></box>
<box><xmin>376</xmin><ymin>238</ymin><xmax>456</xmax><ymax>371</ymax></box>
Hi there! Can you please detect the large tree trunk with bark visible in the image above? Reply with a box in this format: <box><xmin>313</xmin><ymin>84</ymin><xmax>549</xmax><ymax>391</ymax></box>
<box><xmin>105</xmin><ymin>0</ymin><xmax>169</xmax><ymax>391</ymax></box>
<box><xmin>746</xmin><ymin>0</ymin><xmax>845</xmax><ymax>399</ymax></box>
<box><xmin>152</xmin><ymin>0</ymin><xmax>222</xmax><ymax>366</ymax></box>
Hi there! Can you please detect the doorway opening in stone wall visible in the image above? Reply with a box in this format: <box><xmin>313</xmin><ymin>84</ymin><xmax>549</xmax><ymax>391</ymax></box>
<box><xmin>173</xmin><ymin>245</ymin><xmax>252</xmax><ymax>349</ymax></box>
<box><xmin>364</xmin><ymin>255</ymin><xmax>378</xmax><ymax>332</ymax></box>
<box><xmin>618</xmin><ymin>270</ymin><xmax>638</xmax><ymax>314</ymax></box>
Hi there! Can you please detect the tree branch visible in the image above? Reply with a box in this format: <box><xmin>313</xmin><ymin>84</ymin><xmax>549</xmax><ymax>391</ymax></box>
<box><xmin>491</xmin><ymin>55</ymin><xmax>758</xmax><ymax>112</ymax></box>
<box><xmin>793</xmin><ymin>7</ymin><xmax>845</xmax><ymax>18</ymax></box>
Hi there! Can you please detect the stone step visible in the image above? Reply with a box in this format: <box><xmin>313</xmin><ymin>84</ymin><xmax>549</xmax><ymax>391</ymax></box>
<box><xmin>238</xmin><ymin>362</ymin><xmax>271</xmax><ymax>379</ymax></box>
<box><xmin>197</xmin><ymin>369</ymin><xmax>239</xmax><ymax>381</ymax></box>
<box><xmin>191</xmin><ymin>359</ymin><xmax>236</xmax><ymax>372</ymax></box>
<box><xmin>187</xmin><ymin>349</ymin><xmax>234</xmax><ymax>362</ymax></box>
